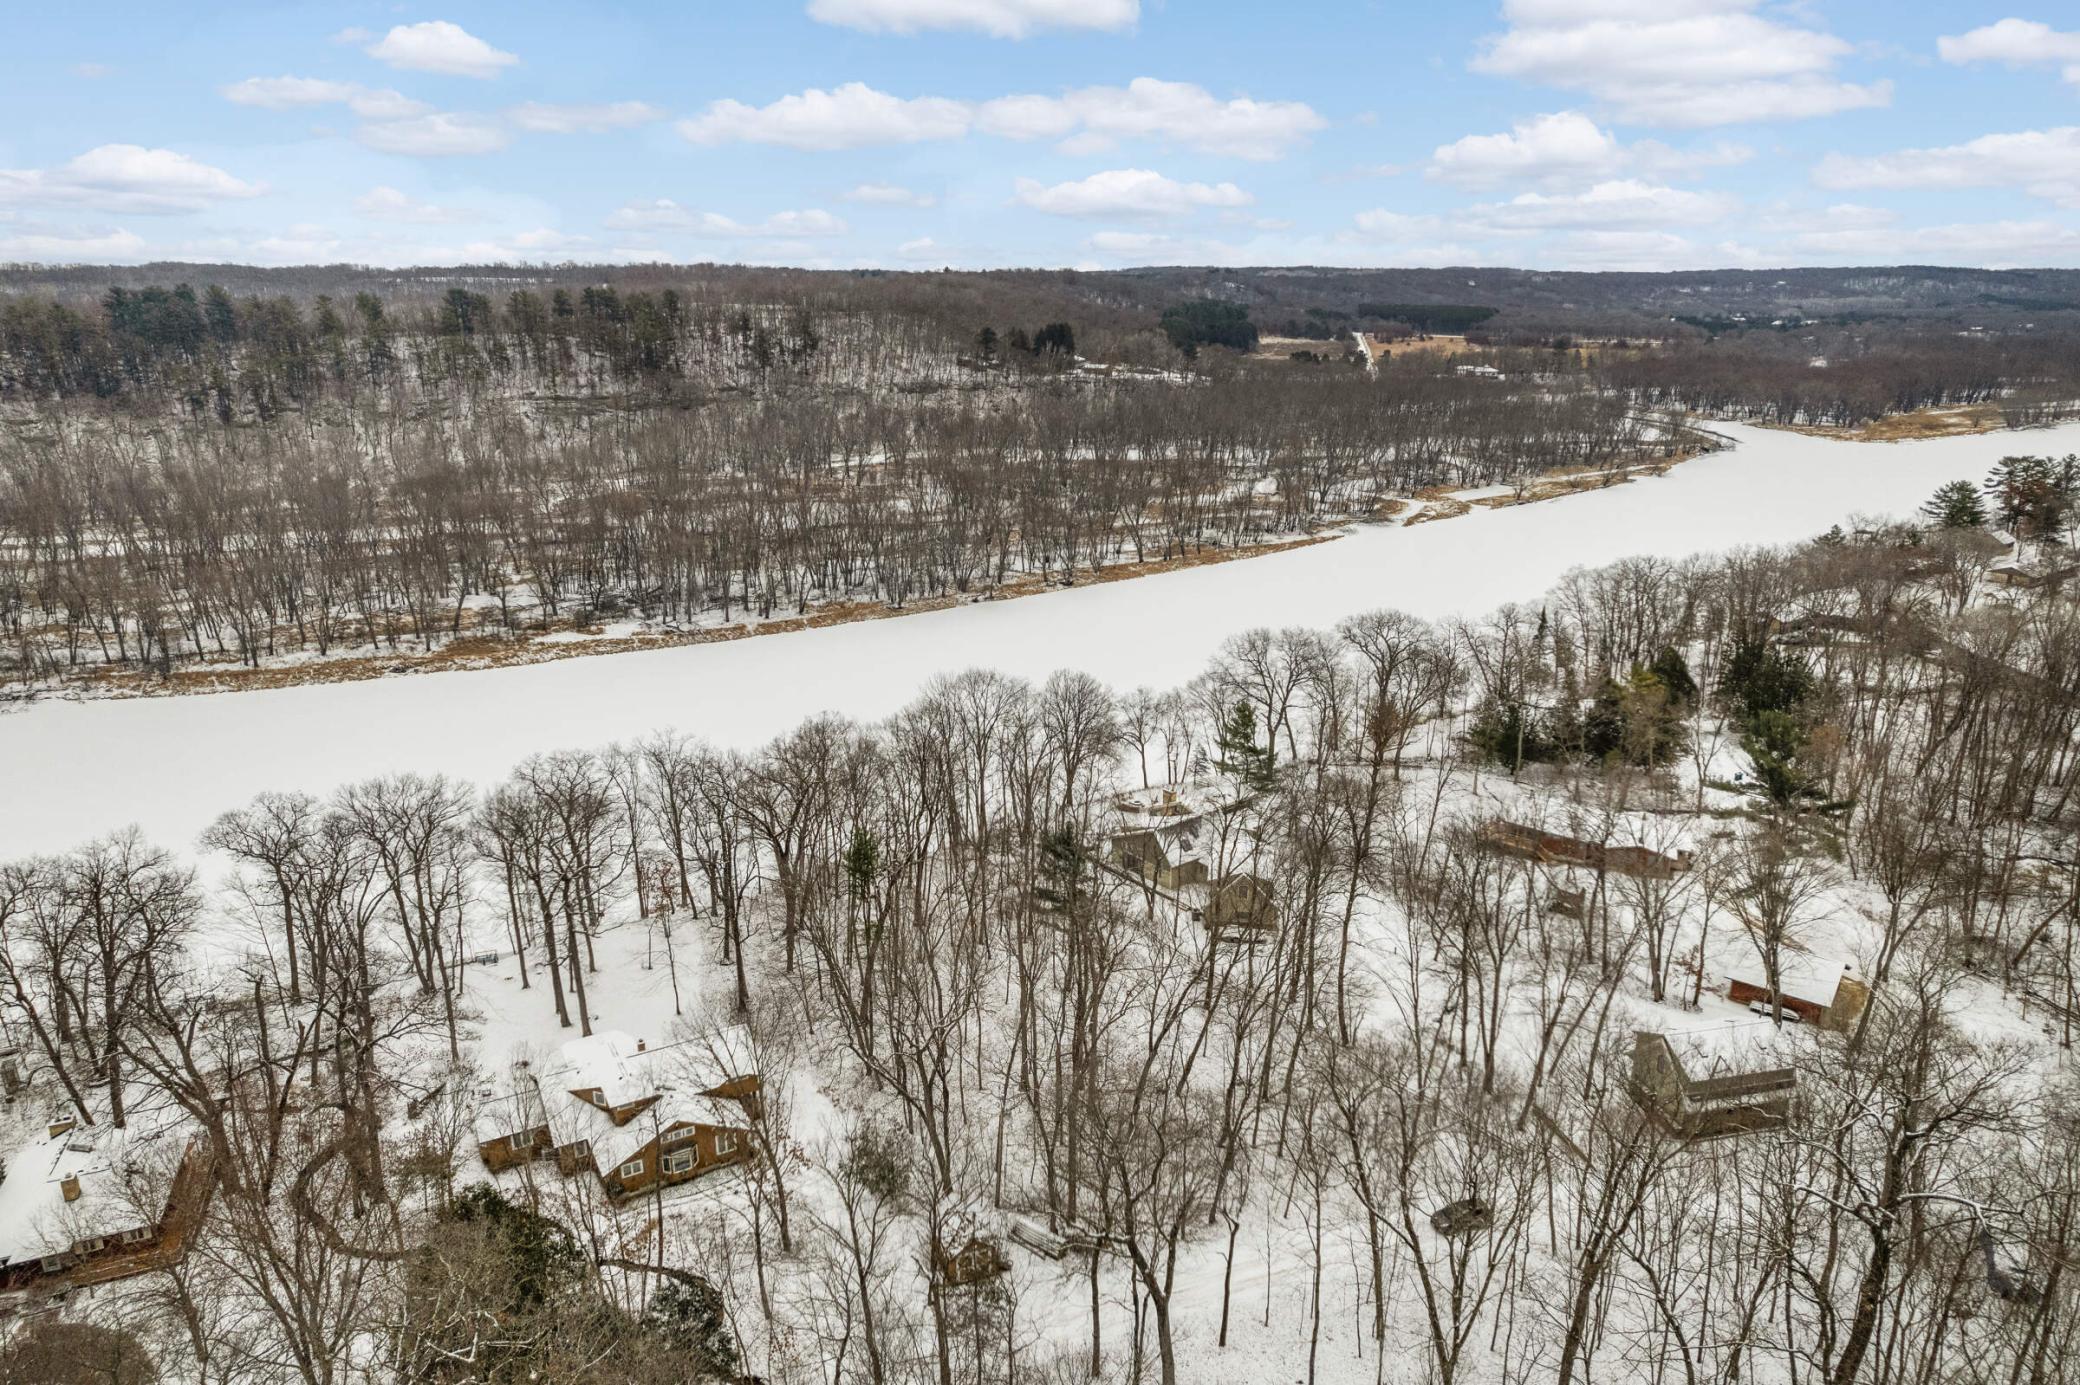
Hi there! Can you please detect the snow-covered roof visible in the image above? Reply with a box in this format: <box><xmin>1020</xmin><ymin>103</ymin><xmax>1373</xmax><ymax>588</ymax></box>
<box><xmin>1724</xmin><ymin>949</ymin><xmax>1859</xmax><ymax>1008</ymax></box>
<box><xmin>478</xmin><ymin>1027</ymin><xmax>757</xmax><ymax>1170</ymax></box>
<box><xmin>560</xmin><ymin>1030</ymin><xmax>657</xmax><ymax>1110</ymax></box>
<box><xmin>472</xmin><ymin>1077</ymin><xmax>551</xmax><ymax>1144</ymax></box>
<box><xmin>1659</xmin><ymin>1019</ymin><xmax>1798</xmax><ymax>1083</ymax></box>
<box><xmin>0</xmin><ymin>1104</ymin><xmax>185</xmax><ymax>1266</ymax></box>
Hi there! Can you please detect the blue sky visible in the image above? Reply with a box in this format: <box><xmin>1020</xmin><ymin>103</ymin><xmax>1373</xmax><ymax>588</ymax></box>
<box><xmin>2</xmin><ymin>1</ymin><xmax>2078</xmax><ymax>271</ymax></box>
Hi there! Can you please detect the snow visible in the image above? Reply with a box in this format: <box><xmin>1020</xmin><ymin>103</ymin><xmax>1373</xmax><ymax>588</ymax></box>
<box><xmin>4</xmin><ymin>419</ymin><xmax>2079</xmax><ymax>860</ymax></box>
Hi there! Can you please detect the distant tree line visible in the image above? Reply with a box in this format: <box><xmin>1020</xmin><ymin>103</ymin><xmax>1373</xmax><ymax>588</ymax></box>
<box><xmin>0</xmin><ymin>357</ymin><xmax>1652</xmax><ymax>689</ymax></box>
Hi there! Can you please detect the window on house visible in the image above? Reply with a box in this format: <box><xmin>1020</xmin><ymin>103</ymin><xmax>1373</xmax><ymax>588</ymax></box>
<box><xmin>662</xmin><ymin>1149</ymin><xmax>694</xmax><ymax>1175</ymax></box>
<box><xmin>74</xmin><ymin>1237</ymin><xmax>104</xmax><ymax>1255</ymax></box>
<box><xmin>508</xmin><ymin>1132</ymin><xmax>534</xmax><ymax>1150</ymax></box>
<box><xmin>619</xmin><ymin>1158</ymin><xmax>644</xmax><ymax>1179</ymax></box>
<box><xmin>715</xmin><ymin>1132</ymin><xmax>739</xmax><ymax>1156</ymax></box>
<box><xmin>121</xmin><ymin>1227</ymin><xmax>152</xmax><ymax>1244</ymax></box>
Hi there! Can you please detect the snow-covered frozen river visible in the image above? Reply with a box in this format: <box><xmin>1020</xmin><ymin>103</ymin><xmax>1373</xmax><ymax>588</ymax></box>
<box><xmin>3</xmin><ymin>419</ymin><xmax>2075</xmax><ymax>858</ymax></box>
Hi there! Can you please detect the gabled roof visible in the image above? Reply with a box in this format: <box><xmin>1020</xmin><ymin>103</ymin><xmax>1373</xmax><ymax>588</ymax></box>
<box><xmin>478</xmin><ymin>1027</ymin><xmax>757</xmax><ymax>1172</ymax></box>
<box><xmin>0</xmin><ymin>1099</ymin><xmax>185</xmax><ymax>1266</ymax></box>
<box><xmin>1657</xmin><ymin>1020</ymin><xmax>1796</xmax><ymax>1085</ymax></box>
<box><xmin>1724</xmin><ymin>950</ymin><xmax>1859</xmax><ymax>1009</ymax></box>
<box><xmin>471</xmin><ymin>1080</ymin><xmax>550</xmax><ymax>1145</ymax></box>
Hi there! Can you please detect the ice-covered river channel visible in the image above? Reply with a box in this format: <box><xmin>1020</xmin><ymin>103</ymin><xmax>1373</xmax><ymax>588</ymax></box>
<box><xmin>4</xmin><ymin>419</ymin><xmax>2076</xmax><ymax>857</ymax></box>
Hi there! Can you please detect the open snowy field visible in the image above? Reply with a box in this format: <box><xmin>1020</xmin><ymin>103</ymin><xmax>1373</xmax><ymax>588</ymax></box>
<box><xmin>3</xmin><ymin>418</ymin><xmax>2075</xmax><ymax>859</ymax></box>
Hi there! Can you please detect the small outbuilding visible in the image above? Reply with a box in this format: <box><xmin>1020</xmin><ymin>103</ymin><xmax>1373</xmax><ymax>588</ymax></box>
<box><xmin>1205</xmin><ymin>873</ymin><xmax>1279</xmax><ymax>935</ymax></box>
<box><xmin>1725</xmin><ymin>956</ymin><xmax>1869</xmax><ymax>1033</ymax></box>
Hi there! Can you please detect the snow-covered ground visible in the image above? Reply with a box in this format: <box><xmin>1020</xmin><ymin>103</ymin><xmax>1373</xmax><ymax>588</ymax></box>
<box><xmin>3</xmin><ymin>419</ymin><xmax>2076</xmax><ymax>859</ymax></box>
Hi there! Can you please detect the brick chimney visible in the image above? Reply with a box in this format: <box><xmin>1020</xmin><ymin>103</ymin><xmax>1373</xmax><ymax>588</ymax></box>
<box><xmin>60</xmin><ymin>1175</ymin><xmax>81</xmax><ymax>1202</ymax></box>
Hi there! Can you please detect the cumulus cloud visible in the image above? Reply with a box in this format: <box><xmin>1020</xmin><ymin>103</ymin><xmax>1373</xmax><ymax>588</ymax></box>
<box><xmin>807</xmin><ymin>0</ymin><xmax>1136</xmax><ymax>38</ymax></box>
<box><xmin>222</xmin><ymin>75</ymin><xmax>430</xmax><ymax>120</ymax></box>
<box><xmin>896</xmin><ymin>235</ymin><xmax>944</xmax><ymax>259</ymax></box>
<box><xmin>605</xmin><ymin>199</ymin><xmax>848</xmax><ymax>237</ymax></box>
<box><xmin>679</xmin><ymin>78</ymin><xmax>1322</xmax><ymax>160</ymax></box>
<box><xmin>354</xmin><ymin>185</ymin><xmax>471</xmax><ymax>223</ymax></box>
<box><xmin>0</xmin><ymin>225</ymin><xmax>150</xmax><ymax>262</ymax></box>
<box><xmin>0</xmin><ymin>144</ymin><xmax>263</xmax><ymax>214</ymax></box>
<box><xmin>844</xmin><ymin>182</ymin><xmax>937</xmax><ymax>207</ymax></box>
<box><xmin>357</xmin><ymin>112</ymin><xmax>510</xmax><ymax>157</ymax></box>
<box><xmin>1472</xmin><ymin>0</ymin><xmax>1889</xmax><ymax>126</ymax></box>
<box><xmin>365</xmin><ymin>21</ymin><xmax>517</xmax><ymax>78</ymax></box>
<box><xmin>1937</xmin><ymin>18</ymin><xmax>2080</xmax><ymax>85</ymax></box>
<box><xmin>1426</xmin><ymin>111</ymin><xmax>1749</xmax><ymax>188</ymax></box>
<box><xmin>1427</xmin><ymin>111</ymin><xmax>1621</xmax><ymax>187</ymax></box>
<box><xmin>1814</xmin><ymin>126</ymin><xmax>2080</xmax><ymax>208</ymax></box>
<box><xmin>976</xmin><ymin>79</ymin><xmax>1324</xmax><ymax>160</ymax></box>
<box><xmin>506</xmin><ymin>101</ymin><xmax>664</xmax><ymax>133</ymax></box>
<box><xmin>679</xmin><ymin>84</ymin><xmax>970</xmax><ymax>150</ymax></box>
<box><xmin>1465</xmin><ymin>178</ymin><xmax>1734</xmax><ymax>230</ymax></box>
<box><xmin>1352</xmin><ymin>209</ymin><xmax>1448</xmax><ymax>238</ymax></box>
<box><xmin>1013</xmin><ymin>169</ymin><xmax>1251</xmax><ymax>218</ymax></box>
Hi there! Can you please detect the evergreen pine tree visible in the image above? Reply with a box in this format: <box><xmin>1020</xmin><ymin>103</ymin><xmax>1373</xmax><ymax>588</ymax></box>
<box><xmin>1921</xmin><ymin>478</ymin><xmax>1988</xmax><ymax>529</ymax></box>
<box><xmin>1213</xmin><ymin>701</ymin><xmax>1277</xmax><ymax>794</ymax></box>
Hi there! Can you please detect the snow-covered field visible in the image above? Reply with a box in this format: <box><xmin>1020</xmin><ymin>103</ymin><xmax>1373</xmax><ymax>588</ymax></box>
<box><xmin>3</xmin><ymin>419</ymin><xmax>2075</xmax><ymax>859</ymax></box>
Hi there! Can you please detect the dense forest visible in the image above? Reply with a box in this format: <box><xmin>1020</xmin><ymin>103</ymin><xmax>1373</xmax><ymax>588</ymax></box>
<box><xmin>4</xmin><ymin>268</ymin><xmax>2079</xmax><ymax>696</ymax></box>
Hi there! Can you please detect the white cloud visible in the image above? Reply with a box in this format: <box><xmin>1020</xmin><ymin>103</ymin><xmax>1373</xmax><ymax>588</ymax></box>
<box><xmin>1467</xmin><ymin>178</ymin><xmax>1734</xmax><ymax>230</ymax></box>
<box><xmin>844</xmin><ymin>182</ymin><xmax>937</xmax><ymax>207</ymax></box>
<box><xmin>1426</xmin><ymin>111</ymin><xmax>1750</xmax><ymax>189</ymax></box>
<box><xmin>1791</xmin><ymin>217</ymin><xmax>2080</xmax><ymax>267</ymax></box>
<box><xmin>365</xmin><ymin>21</ymin><xmax>517</xmax><ymax>78</ymax></box>
<box><xmin>245</xmin><ymin>223</ymin><xmax>347</xmax><ymax>264</ymax></box>
<box><xmin>679</xmin><ymin>78</ymin><xmax>1322</xmax><ymax>160</ymax></box>
<box><xmin>1013</xmin><ymin>168</ymin><xmax>1251</xmax><ymax>218</ymax></box>
<box><xmin>0</xmin><ymin>226</ymin><xmax>150</xmax><ymax>262</ymax></box>
<box><xmin>455</xmin><ymin>228</ymin><xmax>613</xmax><ymax>261</ymax></box>
<box><xmin>1352</xmin><ymin>209</ymin><xmax>1447</xmax><ymax>238</ymax></box>
<box><xmin>1814</xmin><ymin>127</ymin><xmax>2080</xmax><ymax>208</ymax></box>
<box><xmin>977</xmin><ymin>79</ymin><xmax>1324</xmax><ymax>160</ymax></box>
<box><xmin>329</xmin><ymin>27</ymin><xmax>373</xmax><ymax>45</ymax></box>
<box><xmin>605</xmin><ymin>199</ymin><xmax>848</xmax><ymax>237</ymax></box>
<box><xmin>896</xmin><ymin>235</ymin><xmax>944</xmax><ymax>259</ymax></box>
<box><xmin>1542</xmin><ymin>230</ymin><xmax>1760</xmax><ymax>271</ymax></box>
<box><xmin>507</xmin><ymin>101</ymin><xmax>664</xmax><ymax>133</ymax></box>
<box><xmin>357</xmin><ymin>112</ymin><xmax>510</xmax><ymax>157</ymax></box>
<box><xmin>222</xmin><ymin>75</ymin><xmax>430</xmax><ymax>120</ymax></box>
<box><xmin>0</xmin><ymin>145</ymin><xmax>263</xmax><ymax>214</ymax></box>
<box><xmin>1086</xmin><ymin>229</ymin><xmax>1177</xmax><ymax>254</ymax></box>
<box><xmin>679</xmin><ymin>84</ymin><xmax>970</xmax><ymax>150</ymax></box>
<box><xmin>1938</xmin><ymin>19</ymin><xmax>2080</xmax><ymax>84</ymax></box>
<box><xmin>1473</xmin><ymin>0</ymin><xmax>1889</xmax><ymax>126</ymax></box>
<box><xmin>1427</xmin><ymin>111</ymin><xmax>1621</xmax><ymax>187</ymax></box>
<box><xmin>354</xmin><ymin>185</ymin><xmax>470</xmax><ymax>223</ymax></box>
<box><xmin>807</xmin><ymin>0</ymin><xmax>1136</xmax><ymax>38</ymax></box>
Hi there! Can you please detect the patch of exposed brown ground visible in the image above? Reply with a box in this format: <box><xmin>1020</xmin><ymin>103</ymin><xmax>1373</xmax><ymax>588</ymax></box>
<box><xmin>1767</xmin><ymin>403</ymin><xmax>2013</xmax><ymax>442</ymax></box>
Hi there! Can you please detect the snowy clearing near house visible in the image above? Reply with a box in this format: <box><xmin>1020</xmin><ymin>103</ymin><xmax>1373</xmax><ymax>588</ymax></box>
<box><xmin>2</xmin><ymin>418</ymin><xmax>2075</xmax><ymax>859</ymax></box>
